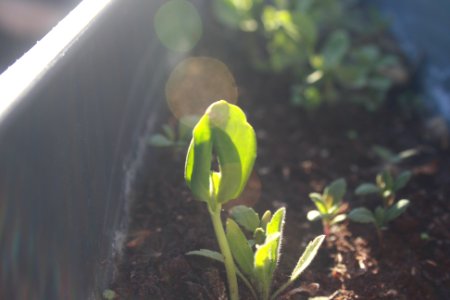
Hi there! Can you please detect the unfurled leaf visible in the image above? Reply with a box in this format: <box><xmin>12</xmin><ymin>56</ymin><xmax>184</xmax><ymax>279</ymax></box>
<box><xmin>324</xmin><ymin>178</ymin><xmax>346</xmax><ymax>204</ymax></box>
<box><xmin>355</xmin><ymin>183</ymin><xmax>380</xmax><ymax>196</ymax></box>
<box><xmin>254</xmin><ymin>233</ymin><xmax>281</xmax><ymax>299</ymax></box>
<box><xmin>307</xmin><ymin>210</ymin><xmax>321</xmax><ymax>222</ymax></box>
<box><xmin>226</xmin><ymin>219</ymin><xmax>254</xmax><ymax>276</ymax></box>
<box><xmin>386</xmin><ymin>199</ymin><xmax>410</xmax><ymax>221</ymax></box>
<box><xmin>185</xmin><ymin>100</ymin><xmax>257</xmax><ymax>204</ymax></box>
<box><xmin>290</xmin><ymin>235</ymin><xmax>325</xmax><ymax>282</ymax></box>
<box><xmin>230</xmin><ymin>205</ymin><xmax>260</xmax><ymax>232</ymax></box>
<box><xmin>266</xmin><ymin>208</ymin><xmax>285</xmax><ymax>275</ymax></box>
<box><xmin>149</xmin><ymin>134</ymin><xmax>174</xmax><ymax>147</ymax></box>
<box><xmin>394</xmin><ymin>171</ymin><xmax>411</xmax><ymax>192</ymax></box>
<box><xmin>348</xmin><ymin>207</ymin><xmax>375</xmax><ymax>223</ymax></box>
<box><xmin>187</xmin><ymin>249</ymin><xmax>224</xmax><ymax>262</ymax></box>
<box><xmin>309</xmin><ymin>193</ymin><xmax>327</xmax><ymax>214</ymax></box>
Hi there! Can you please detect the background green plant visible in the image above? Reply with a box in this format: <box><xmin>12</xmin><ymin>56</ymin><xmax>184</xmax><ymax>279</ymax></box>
<box><xmin>213</xmin><ymin>0</ymin><xmax>406</xmax><ymax>111</ymax></box>
<box><xmin>307</xmin><ymin>178</ymin><xmax>347</xmax><ymax>235</ymax></box>
<box><xmin>348</xmin><ymin>169</ymin><xmax>411</xmax><ymax>242</ymax></box>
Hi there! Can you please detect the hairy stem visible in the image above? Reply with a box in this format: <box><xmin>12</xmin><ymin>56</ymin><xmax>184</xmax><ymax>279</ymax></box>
<box><xmin>210</xmin><ymin>205</ymin><xmax>239</xmax><ymax>300</ymax></box>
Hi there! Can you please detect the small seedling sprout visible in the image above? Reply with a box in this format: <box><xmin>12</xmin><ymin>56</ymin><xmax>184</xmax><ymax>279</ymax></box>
<box><xmin>185</xmin><ymin>100</ymin><xmax>324</xmax><ymax>300</ymax></box>
<box><xmin>349</xmin><ymin>169</ymin><xmax>411</xmax><ymax>242</ymax></box>
<box><xmin>307</xmin><ymin>178</ymin><xmax>347</xmax><ymax>235</ymax></box>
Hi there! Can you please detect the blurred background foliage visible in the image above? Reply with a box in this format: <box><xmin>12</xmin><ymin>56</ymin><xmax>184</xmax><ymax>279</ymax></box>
<box><xmin>212</xmin><ymin>0</ymin><xmax>411</xmax><ymax>111</ymax></box>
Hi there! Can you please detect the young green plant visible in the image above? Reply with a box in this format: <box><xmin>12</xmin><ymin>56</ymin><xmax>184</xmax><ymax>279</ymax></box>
<box><xmin>307</xmin><ymin>178</ymin><xmax>347</xmax><ymax>235</ymax></box>
<box><xmin>185</xmin><ymin>100</ymin><xmax>324</xmax><ymax>300</ymax></box>
<box><xmin>149</xmin><ymin>115</ymin><xmax>199</xmax><ymax>150</ymax></box>
<box><xmin>349</xmin><ymin>169</ymin><xmax>411</xmax><ymax>242</ymax></box>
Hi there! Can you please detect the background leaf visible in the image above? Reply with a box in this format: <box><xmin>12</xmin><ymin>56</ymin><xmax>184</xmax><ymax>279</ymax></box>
<box><xmin>348</xmin><ymin>207</ymin><xmax>375</xmax><ymax>223</ymax></box>
<box><xmin>386</xmin><ymin>199</ymin><xmax>410</xmax><ymax>221</ymax></box>
<box><xmin>394</xmin><ymin>171</ymin><xmax>412</xmax><ymax>191</ymax></box>
<box><xmin>230</xmin><ymin>205</ymin><xmax>260</xmax><ymax>232</ymax></box>
<box><xmin>355</xmin><ymin>183</ymin><xmax>380</xmax><ymax>196</ymax></box>
<box><xmin>149</xmin><ymin>134</ymin><xmax>174</xmax><ymax>147</ymax></box>
<box><xmin>325</xmin><ymin>178</ymin><xmax>346</xmax><ymax>204</ymax></box>
<box><xmin>307</xmin><ymin>210</ymin><xmax>321</xmax><ymax>222</ymax></box>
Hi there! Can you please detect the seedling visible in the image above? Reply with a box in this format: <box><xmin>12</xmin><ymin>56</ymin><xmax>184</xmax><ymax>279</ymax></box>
<box><xmin>307</xmin><ymin>178</ymin><xmax>347</xmax><ymax>235</ymax></box>
<box><xmin>354</xmin><ymin>169</ymin><xmax>411</xmax><ymax>207</ymax></box>
<box><xmin>349</xmin><ymin>169</ymin><xmax>411</xmax><ymax>242</ymax></box>
<box><xmin>149</xmin><ymin>115</ymin><xmax>199</xmax><ymax>150</ymax></box>
<box><xmin>213</xmin><ymin>0</ymin><xmax>406</xmax><ymax>111</ymax></box>
<box><xmin>185</xmin><ymin>100</ymin><xmax>324</xmax><ymax>300</ymax></box>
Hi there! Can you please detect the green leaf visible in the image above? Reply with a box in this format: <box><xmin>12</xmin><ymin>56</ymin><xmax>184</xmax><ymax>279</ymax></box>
<box><xmin>307</xmin><ymin>210</ymin><xmax>321</xmax><ymax>222</ymax></box>
<box><xmin>226</xmin><ymin>219</ymin><xmax>255</xmax><ymax>277</ymax></box>
<box><xmin>309</xmin><ymin>193</ymin><xmax>327</xmax><ymax>214</ymax></box>
<box><xmin>187</xmin><ymin>249</ymin><xmax>224</xmax><ymax>262</ymax></box>
<box><xmin>321</xmin><ymin>30</ymin><xmax>350</xmax><ymax>70</ymax></box>
<box><xmin>185</xmin><ymin>115</ymin><xmax>213</xmax><ymax>202</ymax></box>
<box><xmin>185</xmin><ymin>100</ymin><xmax>257</xmax><ymax>204</ymax></box>
<box><xmin>394</xmin><ymin>171</ymin><xmax>411</xmax><ymax>192</ymax></box>
<box><xmin>149</xmin><ymin>134</ymin><xmax>174</xmax><ymax>147</ymax></box>
<box><xmin>372</xmin><ymin>145</ymin><xmax>397</xmax><ymax>163</ymax></box>
<box><xmin>355</xmin><ymin>183</ymin><xmax>380</xmax><ymax>196</ymax></box>
<box><xmin>348</xmin><ymin>207</ymin><xmax>375</xmax><ymax>224</ymax></box>
<box><xmin>230</xmin><ymin>205</ymin><xmax>260</xmax><ymax>232</ymax></box>
<box><xmin>261</xmin><ymin>210</ymin><xmax>272</xmax><ymax>228</ymax></box>
<box><xmin>209</xmin><ymin>101</ymin><xmax>257</xmax><ymax>203</ymax></box>
<box><xmin>254</xmin><ymin>233</ymin><xmax>281</xmax><ymax>299</ymax></box>
<box><xmin>266</xmin><ymin>208</ymin><xmax>286</xmax><ymax>275</ymax></box>
<box><xmin>290</xmin><ymin>235</ymin><xmax>325</xmax><ymax>282</ymax></box>
<box><xmin>324</xmin><ymin>178</ymin><xmax>346</xmax><ymax>205</ymax></box>
<box><xmin>386</xmin><ymin>199</ymin><xmax>410</xmax><ymax>222</ymax></box>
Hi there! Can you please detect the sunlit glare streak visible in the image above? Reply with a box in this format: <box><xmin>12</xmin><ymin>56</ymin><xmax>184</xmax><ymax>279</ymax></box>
<box><xmin>0</xmin><ymin>0</ymin><xmax>113</xmax><ymax>124</ymax></box>
<box><xmin>166</xmin><ymin>57</ymin><xmax>238</xmax><ymax>119</ymax></box>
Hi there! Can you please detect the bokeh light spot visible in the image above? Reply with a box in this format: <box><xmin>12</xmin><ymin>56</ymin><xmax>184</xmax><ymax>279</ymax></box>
<box><xmin>154</xmin><ymin>0</ymin><xmax>202</xmax><ymax>52</ymax></box>
<box><xmin>166</xmin><ymin>57</ymin><xmax>238</xmax><ymax>119</ymax></box>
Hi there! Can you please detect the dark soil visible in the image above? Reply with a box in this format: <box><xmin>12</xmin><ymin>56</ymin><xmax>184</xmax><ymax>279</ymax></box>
<box><xmin>108</xmin><ymin>9</ymin><xmax>450</xmax><ymax>300</ymax></box>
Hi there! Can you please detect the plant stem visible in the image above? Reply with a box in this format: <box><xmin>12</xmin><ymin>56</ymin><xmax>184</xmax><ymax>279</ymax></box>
<box><xmin>209</xmin><ymin>205</ymin><xmax>239</xmax><ymax>300</ymax></box>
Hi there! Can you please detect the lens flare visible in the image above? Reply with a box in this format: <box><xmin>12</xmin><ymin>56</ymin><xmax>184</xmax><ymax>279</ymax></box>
<box><xmin>154</xmin><ymin>0</ymin><xmax>202</xmax><ymax>52</ymax></box>
<box><xmin>166</xmin><ymin>57</ymin><xmax>238</xmax><ymax>119</ymax></box>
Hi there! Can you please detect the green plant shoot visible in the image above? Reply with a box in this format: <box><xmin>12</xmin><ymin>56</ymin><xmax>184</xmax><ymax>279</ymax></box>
<box><xmin>185</xmin><ymin>100</ymin><xmax>257</xmax><ymax>300</ymax></box>
<box><xmin>189</xmin><ymin>205</ymin><xmax>325</xmax><ymax>300</ymax></box>
<box><xmin>354</xmin><ymin>169</ymin><xmax>411</xmax><ymax>207</ymax></box>
<box><xmin>307</xmin><ymin>178</ymin><xmax>347</xmax><ymax>235</ymax></box>
<box><xmin>185</xmin><ymin>100</ymin><xmax>324</xmax><ymax>299</ymax></box>
<box><xmin>349</xmin><ymin>169</ymin><xmax>411</xmax><ymax>242</ymax></box>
